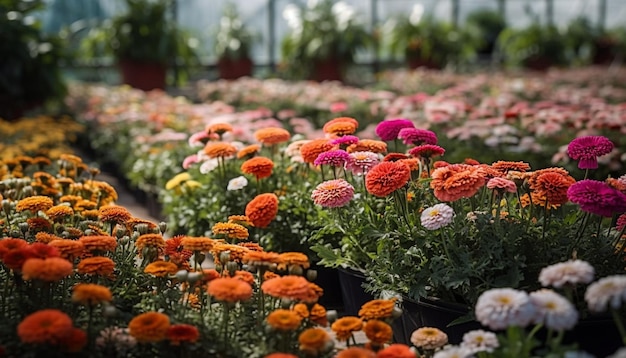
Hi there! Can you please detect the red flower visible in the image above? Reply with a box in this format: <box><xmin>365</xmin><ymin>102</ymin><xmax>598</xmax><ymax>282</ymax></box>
<box><xmin>245</xmin><ymin>193</ymin><xmax>279</xmax><ymax>228</ymax></box>
<box><xmin>365</xmin><ymin>162</ymin><xmax>411</xmax><ymax>197</ymax></box>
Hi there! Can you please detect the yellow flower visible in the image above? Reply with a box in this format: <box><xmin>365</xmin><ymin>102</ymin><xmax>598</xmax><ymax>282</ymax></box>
<box><xmin>166</xmin><ymin>173</ymin><xmax>192</xmax><ymax>190</ymax></box>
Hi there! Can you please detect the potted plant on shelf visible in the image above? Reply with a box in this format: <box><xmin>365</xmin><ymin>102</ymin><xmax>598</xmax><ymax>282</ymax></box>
<box><xmin>465</xmin><ymin>8</ymin><xmax>506</xmax><ymax>58</ymax></box>
<box><xmin>0</xmin><ymin>0</ymin><xmax>67</xmax><ymax>120</ymax></box>
<box><xmin>280</xmin><ymin>0</ymin><xmax>372</xmax><ymax>82</ymax></box>
<box><xmin>80</xmin><ymin>0</ymin><xmax>198</xmax><ymax>90</ymax></box>
<box><xmin>496</xmin><ymin>22</ymin><xmax>568</xmax><ymax>70</ymax></box>
<box><xmin>214</xmin><ymin>2</ymin><xmax>256</xmax><ymax>80</ymax></box>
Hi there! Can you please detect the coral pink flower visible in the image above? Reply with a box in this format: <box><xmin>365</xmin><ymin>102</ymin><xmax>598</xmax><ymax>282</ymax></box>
<box><xmin>567</xmin><ymin>136</ymin><xmax>614</xmax><ymax>169</ymax></box>
<box><xmin>430</xmin><ymin>164</ymin><xmax>487</xmax><ymax>202</ymax></box>
<box><xmin>311</xmin><ymin>179</ymin><xmax>355</xmax><ymax>208</ymax></box>
<box><xmin>345</xmin><ymin>151</ymin><xmax>380</xmax><ymax>176</ymax></box>
<box><xmin>408</xmin><ymin>144</ymin><xmax>445</xmax><ymax>159</ymax></box>
<box><xmin>486</xmin><ymin>177</ymin><xmax>517</xmax><ymax>193</ymax></box>
<box><xmin>365</xmin><ymin>161</ymin><xmax>411</xmax><ymax>197</ymax></box>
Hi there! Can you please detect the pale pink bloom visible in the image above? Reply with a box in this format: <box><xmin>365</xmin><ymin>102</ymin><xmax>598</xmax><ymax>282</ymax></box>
<box><xmin>475</xmin><ymin>288</ymin><xmax>536</xmax><ymax>330</ymax></box>
<box><xmin>538</xmin><ymin>260</ymin><xmax>595</xmax><ymax>288</ymax></box>
<box><xmin>311</xmin><ymin>179</ymin><xmax>355</xmax><ymax>208</ymax></box>
<box><xmin>182</xmin><ymin>154</ymin><xmax>200</xmax><ymax>169</ymax></box>
<box><xmin>433</xmin><ymin>346</ymin><xmax>473</xmax><ymax>358</ymax></box>
<box><xmin>420</xmin><ymin>203</ymin><xmax>455</xmax><ymax>230</ymax></box>
<box><xmin>584</xmin><ymin>275</ymin><xmax>626</xmax><ymax>312</ymax></box>
<box><xmin>227</xmin><ymin>176</ymin><xmax>248</xmax><ymax>191</ymax></box>
<box><xmin>529</xmin><ymin>289</ymin><xmax>578</xmax><ymax>330</ymax></box>
<box><xmin>461</xmin><ymin>330</ymin><xmax>499</xmax><ymax>354</ymax></box>
<box><xmin>345</xmin><ymin>151</ymin><xmax>380</xmax><ymax>176</ymax></box>
<box><xmin>486</xmin><ymin>177</ymin><xmax>517</xmax><ymax>193</ymax></box>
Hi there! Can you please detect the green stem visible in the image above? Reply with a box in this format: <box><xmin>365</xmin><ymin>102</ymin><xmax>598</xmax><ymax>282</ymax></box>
<box><xmin>611</xmin><ymin>308</ymin><xmax>626</xmax><ymax>345</ymax></box>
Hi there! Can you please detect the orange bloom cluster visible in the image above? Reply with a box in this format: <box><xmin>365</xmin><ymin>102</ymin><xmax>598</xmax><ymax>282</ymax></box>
<box><xmin>180</xmin><ymin>236</ymin><xmax>215</xmax><ymax>252</ymax></box>
<box><xmin>298</xmin><ymin>327</ymin><xmax>332</xmax><ymax>355</ymax></box>
<box><xmin>46</xmin><ymin>205</ymin><xmax>74</xmax><ymax>222</ymax></box>
<box><xmin>365</xmin><ymin>162</ymin><xmax>411</xmax><ymax>197</ymax></box>
<box><xmin>245</xmin><ymin>193</ymin><xmax>279</xmax><ymax>228</ymax></box>
<box><xmin>203</xmin><ymin>141</ymin><xmax>238</xmax><ymax>158</ymax></box>
<box><xmin>430</xmin><ymin>163</ymin><xmax>487</xmax><ymax>202</ymax></box>
<box><xmin>261</xmin><ymin>275</ymin><xmax>321</xmax><ymax>303</ymax></box>
<box><xmin>266</xmin><ymin>309</ymin><xmax>303</xmax><ymax>331</ymax></box>
<box><xmin>237</xmin><ymin>241</ymin><xmax>263</xmax><ymax>252</ymax></box>
<box><xmin>22</xmin><ymin>257</ymin><xmax>73</xmax><ymax>282</ymax></box>
<box><xmin>16</xmin><ymin>196</ymin><xmax>54</xmax><ymax>213</ymax></box>
<box><xmin>363</xmin><ymin>319</ymin><xmax>393</xmax><ymax>345</ymax></box>
<box><xmin>71</xmin><ymin>283</ymin><xmax>112</xmax><ymax>306</ymax></box>
<box><xmin>241</xmin><ymin>156</ymin><xmax>274</xmax><ymax>179</ymax></box>
<box><xmin>128</xmin><ymin>311</ymin><xmax>171</xmax><ymax>343</ymax></box>
<box><xmin>322</xmin><ymin>117</ymin><xmax>359</xmax><ymax>134</ymax></box>
<box><xmin>144</xmin><ymin>260</ymin><xmax>179</xmax><ymax>277</ymax></box>
<box><xmin>293</xmin><ymin>303</ymin><xmax>328</xmax><ymax>326</ymax></box>
<box><xmin>347</xmin><ymin>139</ymin><xmax>387</xmax><ymax>154</ymax></box>
<box><xmin>27</xmin><ymin>217</ymin><xmax>53</xmax><ymax>232</ymax></box>
<box><xmin>277</xmin><ymin>252</ymin><xmax>310</xmax><ymax>271</ymax></box>
<box><xmin>211</xmin><ymin>243</ymin><xmax>250</xmax><ymax>263</ymax></box>
<box><xmin>35</xmin><ymin>232</ymin><xmax>62</xmax><ymax>244</ymax></box>
<box><xmin>242</xmin><ymin>250</ymin><xmax>281</xmax><ymax>268</ymax></box>
<box><xmin>98</xmin><ymin>205</ymin><xmax>132</xmax><ymax>224</ymax></box>
<box><xmin>528</xmin><ymin>168</ymin><xmax>576</xmax><ymax>207</ymax></box>
<box><xmin>300</xmin><ymin>139</ymin><xmax>334</xmax><ymax>164</ymax></box>
<box><xmin>254</xmin><ymin>127</ymin><xmax>291</xmax><ymax>145</ymax></box>
<box><xmin>164</xmin><ymin>236</ymin><xmax>193</xmax><ymax>268</ymax></box>
<box><xmin>222</xmin><ymin>270</ymin><xmax>255</xmax><ymax>285</ymax></box>
<box><xmin>166</xmin><ymin>324</ymin><xmax>200</xmax><ymax>345</ymax></box>
<box><xmin>48</xmin><ymin>239</ymin><xmax>85</xmax><ymax>260</ymax></box>
<box><xmin>17</xmin><ymin>309</ymin><xmax>74</xmax><ymax>345</ymax></box>
<box><xmin>410</xmin><ymin>327</ymin><xmax>449</xmax><ymax>350</ymax></box>
<box><xmin>331</xmin><ymin>316</ymin><xmax>363</xmax><ymax>341</ymax></box>
<box><xmin>212</xmin><ymin>222</ymin><xmax>249</xmax><ymax>240</ymax></box>
<box><xmin>135</xmin><ymin>234</ymin><xmax>166</xmax><ymax>251</ymax></box>
<box><xmin>491</xmin><ymin>160</ymin><xmax>532</xmax><ymax>174</ymax></box>
<box><xmin>228</xmin><ymin>215</ymin><xmax>252</xmax><ymax>226</ymax></box>
<box><xmin>0</xmin><ymin>238</ymin><xmax>28</xmax><ymax>259</ymax></box>
<box><xmin>77</xmin><ymin>256</ymin><xmax>115</xmax><ymax>277</ymax></box>
<box><xmin>358</xmin><ymin>298</ymin><xmax>397</xmax><ymax>321</ymax></box>
<box><xmin>79</xmin><ymin>235</ymin><xmax>117</xmax><ymax>253</ymax></box>
<box><xmin>237</xmin><ymin>144</ymin><xmax>261</xmax><ymax>159</ymax></box>
<box><xmin>336</xmin><ymin>347</ymin><xmax>376</xmax><ymax>358</ymax></box>
<box><xmin>206</xmin><ymin>122</ymin><xmax>233</xmax><ymax>136</ymax></box>
<box><xmin>207</xmin><ymin>277</ymin><xmax>253</xmax><ymax>302</ymax></box>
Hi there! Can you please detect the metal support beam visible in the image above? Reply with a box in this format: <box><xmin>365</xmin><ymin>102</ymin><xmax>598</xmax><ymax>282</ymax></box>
<box><xmin>268</xmin><ymin>0</ymin><xmax>276</xmax><ymax>73</ymax></box>
<box><xmin>599</xmin><ymin>0</ymin><xmax>607</xmax><ymax>30</ymax></box>
<box><xmin>546</xmin><ymin>0</ymin><xmax>554</xmax><ymax>26</ymax></box>
<box><xmin>371</xmin><ymin>0</ymin><xmax>379</xmax><ymax>74</ymax></box>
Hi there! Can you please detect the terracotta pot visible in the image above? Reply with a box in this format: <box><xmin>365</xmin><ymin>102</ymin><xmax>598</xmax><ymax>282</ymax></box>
<box><xmin>217</xmin><ymin>57</ymin><xmax>253</xmax><ymax>80</ymax></box>
<box><xmin>119</xmin><ymin>59</ymin><xmax>167</xmax><ymax>91</ymax></box>
<box><xmin>310</xmin><ymin>57</ymin><xmax>344</xmax><ymax>82</ymax></box>
<box><xmin>406</xmin><ymin>57</ymin><xmax>441</xmax><ymax>70</ymax></box>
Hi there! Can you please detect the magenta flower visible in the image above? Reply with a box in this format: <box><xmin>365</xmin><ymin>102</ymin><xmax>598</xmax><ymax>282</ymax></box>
<box><xmin>330</xmin><ymin>135</ymin><xmax>360</xmax><ymax>147</ymax></box>
<box><xmin>398</xmin><ymin>128</ymin><xmax>438</xmax><ymax>146</ymax></box>
<box><xmin>314</xmin><ymin>149</ymin><xmax>350</xmax><ymax>167</ymax></box>
<box><xmin>566</xmin><ymin>136</ymin><xmax>614</xmax><ymax>169</ymax></box>
<box><xmin>567</xmin><ymin>179</ymin><xmax>626</xmax><ymax>217</ymax></box>
<box><xmin>408</xmin><ymin>144</ymin><xmax>446</xmax><ymax>158</ymax></box>
<box><xmin>311</xmin><ymin>179</ymin><xmax>355</xmax><ymax>208</ymax></box>
<box><xmin>374</xmin><ymin>118</ymin><xmax>415</xmax><ymax>141</ymax></box>
<box><xmin>617</xmin><ymin>213</ymin><xmax>626</xmax><ymax>231</ymax></box>
<box><xmin>345</xmin><ymin>151</ymin><xmax>380</xmax><ymax>176</ymax></box>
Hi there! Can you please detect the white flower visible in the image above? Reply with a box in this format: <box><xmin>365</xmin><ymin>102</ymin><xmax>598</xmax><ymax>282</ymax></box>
<box><xmin>607</xmin><ymin>347</ymin><xmax>626</xmax><ymax>358</ymax></box>
<box><xmin>461</xmin><ymin>329</ymin><xmax>499</xmax><ymax>354</ymax></box>
<box><xmin>564</xmin><ymin>351</ymin><xmax>596</xmax><ymax>358</ymax></box>
<box><xmin>433</xmin><ymin>345</ymin><xmax>473</xmax><ymax>358</ymax></box>
<box><xmin>539</xmin><ymin>260</ymin><xmax>595</xmax><ymax>288</ymax></box>
<box><xmin>420</xmin><ymin>203</ymin><xmax>455</xmax><ymax>230</ymax></box>
<box><xmin>584</xmin><ymin>275</ymin><xmax>626</xmax><ymax>312</ymax></box>
<box><xmin>227</xmin><ymin>176</ymin><xmax>248</xmax><ymax>191</ymax></box>
<box><xmin>529</xmin><ymin>289</ymin><xmax>578</xmax><ymax>330</ymax></box>
<box><xmin>199</xmin><ymin>158</ymin><xmax>219</xmax><ymax>174</ymax></box>
<box><xmin>475</xmin><ymin>288</ymin><xmax>536</xmax><ymax>330</ymax></box>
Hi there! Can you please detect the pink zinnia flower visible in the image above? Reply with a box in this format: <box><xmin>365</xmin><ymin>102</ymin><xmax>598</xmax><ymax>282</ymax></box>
<box><xmin>486</xmin><ymin>177</ymin><xmax>517</xmax><ymax>193</ymax></box>
<box><xmin>408</xmin><ymin>144</ymin><xmax>445</xmax><ymax>159</ymax></box>
<box><xmin>374</xmin><ymin>118</ymin><xmax>415</xmax><ymax>141</ymax></box>
<box><xmin>182</xmin><ymin>154</ymin><xmax>199</xmax><ymax>169</ymax></box>
<box><xmin>617</xmin><ymin>213</ymin><xmax>626</xmax><ymax>231</ymax></box>
<box><xmin>475</xmin><ymin>288</ymin><xmax>536</xmax><ymax>330</ymax></box>
<box><xmin>345</xmin><ymin>151</ymin><xmax>380</xmax><ymax>176</ymax></box>
<box><xmin>398</xmin><ymin>128</ymin><xmax>438</xmax><ymax>146</ymax></box>
<box><xmin>567</xmin><ymin>179</ymin><xmax>626</xmax><ymax>217</ymax></box>
<box><xmin>329</xmin><ymin>102</ymin><xmax>348</xmax><ymax>113</ymax></box>
<box><xmin>311</xmin><ymin>179</ymin><xmax>355</xmax><ymax>208</ymax></box>
<box><xmin>188</xmin><ymin>131</ymin><xmax>211</xmax><ymax>147</ymax></box>
<box><xmin>330</xmin><ymin>135</ymin><xmax>359</xmax><ymax>147</ymax></box>
<box><xmin>567</xmin><ymin>136</ymin><xmax>614</xmax><ymax>169</ymax></box>
<box><xmin>420</xmin><ymin>203</ymin><xmax>455</xmax><ymax>230</ymax></box>
<box><xmin>314</xmin><ymin>149</ymin><xmax>350</xmax><ymax>167</ymax></box>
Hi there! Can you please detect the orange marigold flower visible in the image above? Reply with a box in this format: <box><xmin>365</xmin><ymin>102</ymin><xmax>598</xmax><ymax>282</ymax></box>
<box><xmin>383</xmin><ymin>153</ymin><xmax>409</xmax><ymax>162</ymax></box>
<box><xmin>77</xmin><ymin>256</ymin><xmax>115</xmax><ymax>277</ymax></box>
<box><xmin>203</xmin><ymin>141</ymin><xmax>238</xmax><ymax>159</ymax></box>
<box><xmin>16</xmin><ymin>196</ymin><xmax>54</xmax><ymax>213</ymax></box>
<box><xmin>347</xmin><ymin>139</ymin><xmax>387</xmax><ymax>154</ymax></box>
<box><xmin>71</xmin><ymin>283</ymin><xmax>112</xmax><ymax>306</ymax></box>
<box><xmin>0</xmin><ymin>238</ymin><xmax>28</xmax><ymax>260</ymax></box>
<box><xmin>331</xmin><ymin>316</ymin><xmax>363</xmax><ymax>342</ymax></box>
<box><xmin>310</xmin><ymin>304</ymin><xmax>328</xmax><ymax>326</ymax></box>
<box><xmin>167</xmin><ymin>324</ymin><xmax>200</xmax><ymax>346</ymax></box>
<box><xmin>207</xmin><ymin>277</ymin><xmax>253</xmax><ymax>302</ymax></box>
<box><xmin>245</xmin><ymin>193</ymin><xmax>279</xmax><ymax>228</ymax></box>
<box><xmin>241</xmin><ymin>156</ymin><xmax>274</xmax><ymax>180</ymax></box>
<box><xmin>48</xmin><ymin>239</ymin><xmax>84</xmax><ymax>260</ymax></box>
<box><xmin>410</xmin><ymin>327</ymin><xmax>448</xmax><ymax>350</ymax></box>
<box><xmin>79</xmin><ymin>235</ymin><xmax>117</xmax><ymax>253</ymax></box>
<box><xmin>324</xmin><ymin>121</ymin><xmax>357</xmax><ymax>136</ymax></box>
<box><xmin>206</xmin><ymin>123</ymin><xmax>233</xmax><ymax>136</ymax></box>
<box><xmin>529</xmin><ymin>171</ymin><xmax>576</xmax><ymax>207</ymax></box>
<box><xmin>81</xmin><ymin>209</ymin><xmax>100</xmax><ymax>220</ymax></box>
<box><xmin>228</xmin><ymin>215</ymin><xmax>252</xmax><ymax>226</ymax></box>
<box><xmin>254</xmin><ymin>127</ymin><xmax>291</xmax><ymax>145</ymax></box>
<box><xmin>136</xmin><ymin>234</ymin><xmax>166</xmax><ymax>251</ymax></box>
<box><xmin>322</xmin><ymin>117</ymin><xmax>359</xmax><ymax>133</ymax></box>
<box><xmin>17</xmin><ymin>309</ymin><xmax>73</xmax><ymax>345</ymax></box>
<box><xmin>267</xmin><ymin>309</ymin><xmax>303</xmax><ymax>331</ymax></box>
<box><xmin>365</xmin><ymin>161</ymin><xmax>411</xmax><ymax>197</ymax></box>
<box><xmin>144</xmin><ymin>260</ymin><xmax>179</xmax><ymax>277</ymax></box>
<box><xmin>238</xmin><ymin>242</ymin><xmax>264</xmax><ymax>252</ymax></box>
<box><xmin>164</xmin><ymin>236</ymin><xmax>193</xmax><ymax>267</ymax></box>
<box><xmin>58</xmin><ymin>327</ymin><xmax>87</xmax><ymax>353</ymax></box>
<box><xmin>128</xmin><ymin>312</ymin><xmax>171</xmax><ymax>343</ymax></box>
<box><xmin>237</xmin><ymin>144</ymin><xmax>261</xmax><ymax>159</ymax></box>
<box><xmin>336</xmin><ymin>347</ymin><xmax>376</xmax><ymax>358</ymax></box>
<box><xmin>266</xmin><ymin>353</ymin><xmax>298</xmax><ymax>358</ymax></box>
<box><xmin>212</xmin><ymin>222</ymin><xmax>249</xmax><ymax>240</ymax></box>
<box><xmin>27</xmin><ymin>217</ymin><xmax>53</xmax><ymax>232</ymax></box>
<box><xmin>293</xmin><ymin>303</ymin><xmax>310</xmax><ymax>319</ymax></box>
<box><xmin>125</xmin><ymin>217</ymin><xmax>159</xmax><ymax>233</ymax></box>
<box><xmin>492</xmin><ymin>160</ymin><xmax>532</xmax><ymax>174</ymax></box>
<box><xmin>223</xmin><ymin>270</ymin><xmax>255</xmax><ymax>285</ymax></box>
<box><xmin>74</xmin><ymin>199</ymin><xmax>98</xmax><ymax>212</ymax></box>
<box><xmin>300</xmin><ymin>139</ymin><xmax>335</xmax><ymax>164</ymax></box>
<box><xmin>376</xmin><ymin>344</ymin><xmax>415</xmax><ymax>358</ymax></box>
<box><xmin>46</xmin><ymin>205</ymin><xmax>74</xmax><ymax>222</ymax></box>
<box><xmin>180</xmin><ymin>236</ymin><xmax>215</xmax><ymax>252</ymax></box>
<box><xmin>243</xmin><ymin>250</ymin><xmax>280</xmax><ymax>268</ymax></box>
<box><xmin>430</xmin><ymin>163</ymin><xmax>487</xmax><ymax>202</ymax></box>
<box><xmin>261</xmin><ymin>275</ymin><xmax>316</xmax><ymax>302</ymax></box>
<box><xmin>358</xmin><ymin>299</ymin><xmax>397</xmax><ymax>321</ymax></box>
<box><xmin>277</xmin><ymin>252</ymin><xmax>310</xmax><ymax>271</ymax></box>
<box><xmin>264</xmin><ymin>271</ymin><xmax>280</xmax><ymax>281</ymax></box>
<box><xmin>98</xmin><ymin>205</ymin><xmax>132</xmax><ymax>224</ymax></box>
<box><xmin>298</xmin><ymin>327</ymin><xmax>332</xmax><ymax>355</ymax></box>
<box><xmin>22</xmin><ymin>257</ymin><xmax>73</xmax><ymax>282</ymax></box>
<box><xmin>363</xmin><ymin>320</ymin><xmax>393</xmax><ymax>345</ymax></box>
<box><xmin>2</xmin><ymin>247</ymin><xmax>35</xmax><ymax>270</ymax></box>
<box><xmin>28</xmin><ymin>242</ymin><xmax>60</xmax><ymax>259</ymax></box>
<box><xmin>211</xmin><ymin>243</ymin><xmax>250</xmax><ymax>263</ymax></box>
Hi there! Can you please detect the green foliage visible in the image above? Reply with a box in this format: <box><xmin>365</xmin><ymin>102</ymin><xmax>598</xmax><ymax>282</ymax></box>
<box><xmin>214</xmin><ymin>2</ymin><xmax>257</xmax><ymax>60</ymax></box>
<box><xmin>496</xmin><ymin>23</ymin><xmax>568</xmax><ymax>68</ymax></box>
<box><xmin>0</xmin><ymin>0</ymin><xmax>67</xmax><ymax>119</ymax></box>
<box><xmin>465</xmin><ymin>9</ymin><xmax>507</xmax><ymax>54</ymax></box>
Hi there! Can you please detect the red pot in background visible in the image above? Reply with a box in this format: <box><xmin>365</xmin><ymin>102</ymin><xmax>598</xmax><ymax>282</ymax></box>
<box><xmin>310</xmin><ymin>57</ymin><xmax>344</xmax><ymax>82</ymax></box>
<box><xmin>217</xmin><ymin>57</ymin><xmax>253</xmax><ymax>80</ymax></box>
<box><xmin>119</xmin><ymin>60</ymin><xmax>167</xmax><ymax>91</ymax></box>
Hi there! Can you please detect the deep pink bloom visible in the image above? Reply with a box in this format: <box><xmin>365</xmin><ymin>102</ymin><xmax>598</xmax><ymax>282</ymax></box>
<box><xmin>616</xmin><ymin>213</ymin><xmax>626</xmax><ymax>231</ymax></box>
<box><xmin>329</xmin><ymin>102</ymin><xmax>348</xmax><ymax>113</ymax></box>
<box><xmin>188</xmin><ymin>131</ymin><xmax>211</xmax><ymax>147</ymax></box>
<box><xmin>408</xmin><ymin>144</ymin><xmax>445</xmax><ymax>158</ymax></box>
<box><xmin>398</xmin><ymin>128</ymin><xmax>438</xmax><ymax>146</ymax></box>
<box><xmin>374</xmin><ymin>118</ymin><xmax>415</xmax><ymax>141</ymax></box>
<box><xmin>330</xmin><ymin>135</ymin><xmax>359</xmax><ymax>147</ymax></box>
<box><xmin>311</xmin><ymin>179</ymin><xmax>355</xmax><ymax>208</ymax></box>
<box><xmin>567</xmin><ymin>136</ymin><xmax>614</xmax><ymax>169</ymax></box>
<box><xmin>182</xmin><ymin>154</ymin><xmax>200</xmax><ymax>169</ymax></box>
<box><xmin>345</xmin><ymin>151</ymin><xmax>380</xmax><ymax>176</ymax></box>
<box><xmin>314</xmin><ymin>149</ymin><xmax>350</xmax><ymax>167</ymax></box>
<box><xmin>487</xmin><ymin>177</ymin><xmax>517</xmax><ymax>193</ymax></box>
<box><xmin>567</xmin><ymin>179</ymin><xmax>626</xmax><ymax>217</ymax></box>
